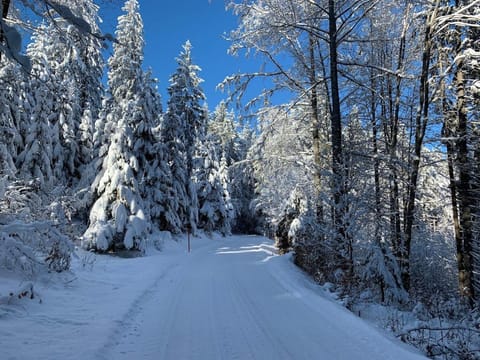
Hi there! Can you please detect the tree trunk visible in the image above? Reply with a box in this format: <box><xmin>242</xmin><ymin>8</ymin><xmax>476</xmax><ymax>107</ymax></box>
<box><xmin>328</xmin><ymin>0</ymin><xmax>343</xmax><ymax>203</ymax></box>
<box><xmin>391</xmin><ymin>7</ymin><xmax>409</xmax><ymax>260</ymax></box>
<box><xmin>385</xmin><ymin>68</ymin><xmax>402</xmax><ymax>258</ymax></box>
<box><xmin>370</xmin><ymin>71</ymin><xmax>381</xmax><ymax>246</ymax></box>
<box><xmin>437</xmin><ymin>0</ymin><xmax>477</xmax><ymax>304</ymax></box>
<box><xmin>439</xmin><ymin>43</ymin><xmax>466</xmax><ymax>299</ymax></box>
<box><xmin>309</xmin><ymin>34</ymin><xmax>323</xmax><ymax>223</ymax></box>
<box><xmin>370</xmin><ymin>68</ymin><xmax>386</xmax><ymax>301</ymax></box>
<box><xmin>328</xmin><ymin>0</ymin><xmax>351</xmax><ymax>279</ymax></box>
<box><xmin>446</xmin><ymin>135</ymin><xmax>466</xmax><ymax>296</ymax></box>
<box><xmin>454</xmin><ymin>62</ymin><xmax>475</xmax><ymax>301</ymax></box>
<box><xmin>402</xmin><ymin>7</ymin><xmax>435</xmax><ymax>291</ymax></box>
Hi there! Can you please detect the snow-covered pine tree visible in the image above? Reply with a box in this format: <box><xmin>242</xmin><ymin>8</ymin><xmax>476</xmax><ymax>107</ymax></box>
<box><xmin>194</xmin><ymin>136</ymin><xmax>233</xmax><ymax>235</ymax></box>
<box><xmin>29</xmin><ymin>15</ymin><xmax>80</xmax><ymax>184</ymax></box>
<box><xmin>83</xmin><ymin>110</ymin><xmax>150</xmax><ymax>251</ymax></box>
<box><xmin>82</xmin><ymin>0</ymin><xmax>150</xmax><ymax>251</ymax></box>
<box><xmin>218</xmin><ymin>152</ymin><xmax>234</xmax><ymax>235</ymax></box>
<box><xmin>72</xmin><ymin>94</ymin><xmax>113</xmax><ymax>216</ymax></box>
<box><xmin>162</xmin><ymin>41</ymin><xmax>208</xmax><ymax>233</ymax></box>
<box><xmin>281</xmin><ymin>187</ymin><xmax>319</xmax><ymax>258</ymax></box>
<box><xmin>229</xmin><ymin>124</ymin><xmax>256</xmax><ymax>233</ymax></box>
<box><xmin>135</xmin><ymin>70</ymin><xmax>178</xmax><ymax>232</ymax></box>
<box><xmin>92</xmin><ymin>96</ymin><xmax>113</xmax><ymax>174</ymax></box>
<box><xmin>158</xmin><ymin>97</ymin><xmax>187</xmax><ymax>234</ymax></box>
<box><xmin>16</xmin><ymin>25</ymin><xmax>61</xmax><ymax>187</ymax></box>
<box><xmin>14</xmin><ymin>1</ymin><xmax>103</xmax><ymax>190</ymax></box>
<box><xmin>56</xmin><ymin>0</ymin><xmax>104</xmax><ymax>184</ymax></box>
<box><xmin>208</xmin><ymin>101</ymin><xmax>238</xmax><ymax>165</ymax></box>
<box><xmin>0</xmin><ymin>59</ymin><xmax>22</xmax><ymax>179</ymax></box>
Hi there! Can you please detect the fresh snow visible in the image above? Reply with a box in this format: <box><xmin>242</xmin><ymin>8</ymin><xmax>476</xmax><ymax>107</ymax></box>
<box><xmin>0</xmin><ymin>235</ymin><xmax>426</xmax><ymax>359</ymax></box>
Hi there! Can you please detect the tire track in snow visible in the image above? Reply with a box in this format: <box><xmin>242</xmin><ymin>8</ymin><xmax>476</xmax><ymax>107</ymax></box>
<box><xmin>212</xmin><ymin>270</ymin><xmax>257</xmax><ymax>360</ymax></box>
<box><xmin>101</xmin><ymin>239</ymin><xmax>219</xmax><ymax>360</ymax></box>
<box><xmin>95</xmin><ymin>260</ymin><xmax>182</xmax><ymax>360</ymax></box>
<box><xmin>228</xmin><ymin>261</ymin><xmax>299</xmax><ymax>360</ymax></box>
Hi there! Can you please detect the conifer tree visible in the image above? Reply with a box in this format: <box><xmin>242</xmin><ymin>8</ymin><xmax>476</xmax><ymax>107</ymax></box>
<box><xmin>195</xmin><ymin>137</ymin><xmax>233</xmax><ymax>235</ymax></box>
<box><xmin>16</xmin><ymin>25</ymin><xmax>61</xmax><ymax>187</ymax></box>
<box><xmin>162</xmin><ymin>41</ymin><xmax>207</xmax><ymax>232</ymax></box>
<box><xmin>0</xmin><ymin>59</ymin><xmax>22</xmax><ymax>178</ymax></box>
<box><xmin>83</xmin><ymin>0</ymin><xmax>149</xmax><ymax>251</ymax></box>
<box><xmin>13</xmin><ymin>0</ymin><xmax>103</xmax><ymax>190</ymax></box>
<box><xmin>229</xmin><ymin>124</ymin><xmax>256</xmax><ymax>233</ymax></box>
<box><xmin>218</xmin><ymin>152</ymin><xmax>234</xmax><ymax>235</ymax></box>
<box><xmin>136</xmin><ymin>70</ymin><xmax>176</xmax><ymax>231</ymax></box>
<box><xmin>65</xmin><ymin>0</ymin><xmax>104</xmax><ymax>184</ymax></box>
<box><xmin>209</xmin><ymin>101</ymin><xmax>237</xmax><ymax>165</ymax></box>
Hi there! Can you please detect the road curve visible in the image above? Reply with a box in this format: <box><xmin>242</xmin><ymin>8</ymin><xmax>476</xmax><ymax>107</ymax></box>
<box><xmin>103</xmin><ymin>235</ymin><xmax>426</xmax><ymax>360</ymax></box>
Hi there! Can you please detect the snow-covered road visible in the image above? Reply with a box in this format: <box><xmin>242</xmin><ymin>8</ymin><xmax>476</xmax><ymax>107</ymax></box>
<box><xmin>1</xmin><ymin>234</ymin><xmax>426</xmax><ymax>359</ymax></box>
<box><xmin>99</xmin><ymin>235</ymin><xmax>425</xmax><ymax>360</ymax></box>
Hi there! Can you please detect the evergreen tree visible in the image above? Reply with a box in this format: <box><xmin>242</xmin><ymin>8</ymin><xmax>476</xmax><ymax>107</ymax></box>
<box><xmin>136</xmin><ymin>70</ymin><xmax>175</xmax><ymax>231</ymax></box>
<box><xmin>12</xmin><ymin>0</ymin><xmax>103</xmax><ymax>190</ymax></box>
<box><xmin>162</xmin><ymin>41</ymin><xmax>207</xmax><ymax>232</ymax></box>
<box><xmin>159</xmin><ymin>97</ymin><xmax>189</xmax><ymax>233</ymax></box>
<box><xmin>218</xmin><ymin>152</ymin><xmax>234</xmax><ymax>235</ymax></box>
<box><xmin>195</xmin><ymin>137</ymin><xmax>233</xmax><ymax>235</ymax></box>
<box><xmin>16</xmin><ymin>25</ymin><xmax>61</xmax><ymax>187</ymax></box>
<box><xmin>83</xmin><ymin>0</ymin><xmax>149</xmax><ymax>251</ymax></box>
<box><xmin>209</xmin><ymin>101</ymin><xmax>237</xmax><ymax>165</ymax></box>
<box><xmin>63</xmin><ymin>0</ymin><xmax>104</xmax><ymax>184</ymax></box>
<box><xmin>83</xmin><ymin>110</ymin><xmax>149</xmax><ymax>251</ymax></box>
<box><xmin>229</xmin><ymin>124</ymin><xmax>256</xmax><ymax>233</ymax></box>
<box><xmin>0</xmin><ymin>59</ymin><xmax>22</xmax><ymax>178</ymax></box>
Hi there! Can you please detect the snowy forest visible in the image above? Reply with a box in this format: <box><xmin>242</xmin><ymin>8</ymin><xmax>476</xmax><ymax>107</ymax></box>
<box><xmin>1</xmin><ymin>0</ymin><xmax>480</xmax><ymax>359</ymax></box>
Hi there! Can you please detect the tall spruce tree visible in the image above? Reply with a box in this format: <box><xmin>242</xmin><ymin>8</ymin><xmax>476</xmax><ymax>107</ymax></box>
<box><xmin>136</xmin><ymin>70</ymin><xmax>176</xmax><ymax>231</ymax></box>
<box><xmin>208</xmin><ymin>101</ymin><xmax>237</xmax><ymax>165</ymax></box>
<box><xmin>162</xmin><ymin>41</ymin><xmax>207</xmax><ymax>233</ymax></box>
<box><xmin>12</xmin><ymin>0</ymin><xmax>103</xmax><ymax>191</ymax></box>
<box><xmin>65</xmin><ymin>0</ymin><xmax>104</xmax><ymax>184</ymax></box>
<box><xmin>194</xmin><ymin>136</ymin><xmax>233</xmax><ymax>235</ymax></box>
<box><xmin>16</xmin><ymin>25</ymin><xmax>61</xmax><ymax>187</ymax></box>
<box><xmin>83</xmin><ymin>0</ymin><xmax>149</xmax><ymax>251</ymax></box>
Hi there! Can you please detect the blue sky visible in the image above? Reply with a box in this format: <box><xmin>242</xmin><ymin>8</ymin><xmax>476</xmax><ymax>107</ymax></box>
<box><xmin>100</xmin><ymin>0</ymin><xmax>258</xmax><ymax>110</ymax></box>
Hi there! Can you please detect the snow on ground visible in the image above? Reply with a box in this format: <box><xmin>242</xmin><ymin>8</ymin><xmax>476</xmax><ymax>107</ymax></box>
<box><xmin>0</xmin><ymin>234</ymin><xmax>427</xmax><ymax>360</ymax></box>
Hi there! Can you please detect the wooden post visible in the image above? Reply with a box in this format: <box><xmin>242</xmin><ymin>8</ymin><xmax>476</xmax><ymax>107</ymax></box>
<box><xmin>186</xmin><ymin>224</ymin><xmax>191</xmax><ymax>253</ymax></box>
